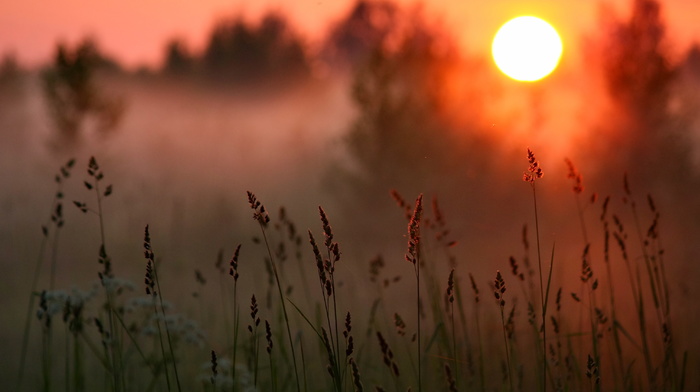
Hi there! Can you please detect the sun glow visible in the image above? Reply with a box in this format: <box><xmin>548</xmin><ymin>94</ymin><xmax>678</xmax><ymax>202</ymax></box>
<box><xmin>492</xmin><ymin>16</ymin><xmax>563</xmax><ymax>82</ymax></box>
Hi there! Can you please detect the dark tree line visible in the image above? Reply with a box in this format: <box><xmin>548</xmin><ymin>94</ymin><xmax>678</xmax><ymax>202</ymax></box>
<box><xmin>163</xmin><ymin>12</ymin><xmax>310</xmax><ymax>87</ymax></box>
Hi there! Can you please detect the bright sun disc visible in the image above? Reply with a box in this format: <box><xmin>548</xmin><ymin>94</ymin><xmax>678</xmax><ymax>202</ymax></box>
<box><xmin>492</xmin><ymin>16</ymin><xmax>563</xmax><ymax>82</ymax></box>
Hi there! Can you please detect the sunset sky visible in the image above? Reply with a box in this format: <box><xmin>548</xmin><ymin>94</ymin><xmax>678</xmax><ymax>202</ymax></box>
<box><xmin>2</xmin><ymin>0</ymin><xmax>700</xmax><ymax>69</ymax></box>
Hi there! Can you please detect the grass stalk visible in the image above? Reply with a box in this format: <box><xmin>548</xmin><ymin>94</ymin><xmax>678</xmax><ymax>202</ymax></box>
<box><xmin>494</xmin><ymin>271</ymin><xmax>513</xmax><ymax>391</ymax></box>
<box><xmin>525</xmin><ymin>148</ymin><xmax>547</xmax><ymax>391</ymax></box>
<box><xmin>405</xmin><ymin>194</ymin><xmax>423</xmax><ymax>391</ymax></box>
<box><xmin>248</xmin><ymin>190</ymin><xmax>301</xmax><ymax>392</ymax></box>
<box><xmin>18</xmin><ymin>159</ymin><xmax>75</xmax><ymax>390</ymax></box>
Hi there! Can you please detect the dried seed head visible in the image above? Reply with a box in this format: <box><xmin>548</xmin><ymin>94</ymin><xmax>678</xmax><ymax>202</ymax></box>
<box><xmin>505</xmin><ymin>304</ymin><xmax>516</xmax><ymax>339</ymax></box>
<box><xmin>346</xmin><ymin>334</ymin><xmax>355</xmax><ymax>357</ymax></box>
<box><xmin>551</xmin><ymin>316</ymin><xmax>560</xmax><ymax>334</ymax></box>
<box><xmin>229</xmin><ymin>244</ymin><xmax>241</xmax><ymax>281</ymax></box>
<box><xmin>524</xmin><ymin>148</ymin><xmax>544</xmax><ymax>184</ymax></box>
<box><xmin>527</xmin><ymin>302</ymin><xmax>536</xmax><ymax>325</ymax></box>
<box><xmin>319</xmin><ymin>206</ymin><xmax>333</xmax><ymax>248</ymax></box>
<box><xmin>594</xmin><ymin>308</ymin><xmax>608</xmax><ymax>325</ymax></box>
<box><xmin>246</xmin><ymin>191</ymin><xmax>270</xmax><ymax>225</ymax></box>
<box><xmin>194</xmin><ymin>269</ymin><xmax>206</xmax><ymax>285</ymax></box>
<box><xmin>405</xmin><ymin>194</ymin><xmax>423</xmax><ymax>266</ymax></box>
<box><xmin>377</xmin><ymin>331</ymin><xmax>400</xmax><ymax>376</ymax></box>
<box><xmin>509</xmin><ymin>256</ymin><xmax>525</xmax><ymax>281</ymax></box>
<box><xmin>445</xmin><ymin>364</ymin><xmax>458</xmax><ymax>392</ymax></box>
<box><xmin>144</xmin><ymin>225</ymin><xmax>154</xmax><ymax>262</ymax></box>
<box><xmin>662</xmin><ymin>323</ymin><xmax>672</xmax><ymax>346</ymax></box>
<box><xmin>369</xmin><ymin>255</ymin><xmax>384</xmax><ymax>283</ymax></box>
<box><xmin>469</xmin><ymin>273</ymin><xmax>479</xmax><ymax>303</ymax></box>
<box><xmin>248</xmin><ymin>295</ymin><xmax>260</xmax><ymax>332</ymax></box>
<box><xmin>394</xmin><ymin>313</ymin><xmax>407</xmax><ymax>336</ymax></box>
<box><xmin>349</xmin><ymin>357</ymin><xmax>364</xmax><ymax>392</ymax></box>
<box><xmin>600</xmin><ymin>196</ymin><xmax>611</xmax><ymax>222</ymax></box>
<box><xmin>522</xmin><ymin>224</ymin><xmax>530</xmax><ymax>251</ymax></box>
<box><xmin>390</xmin><ymin>189</ymin><xmax>412</xmax><ymax>221</ymax></box>
<box><xmin>586</xmin><ymin>355</ymin><xmax>600</xmax><ymax>384</ymax></box>
<box><xmin>580</xmin><ymin>244</ymin><xmax>593</xmax><ymax>283</ymax></box>
<box><xmin>446</xmin><ymin>269</ymin><xmax>455</xmax><ymax>304</ymax></box>
<box><xmin>564</xmin><ymin>158</ymin><xmax>584</xmax><ymax>194</ymax></box>
<box><xmin>647</xmin><ymin>194</ymin><xmax>657</xmax><ymax>213</ymax></box>
<box><xmin>555</xmin><ymin>287</ymin><xmax>562</xmax><ymax>312</ymax></box>
<box><xmin>210</xmin><ymin>350</ymin><xmax>218</xmax><ymax>385</ymax></box>
<box><xmin>494</xmin><ymin>270</ymin><xmax>506</xmax><ymax>307</ymax></box>
<box><xmin>265</xmin><ymin>320</ymin><xmax>273</xmax><ymax>354</ymax></box>
<box><xmin>145</xmin><ymin>260</ymin><xmax>156</xmax><ymax>296</ymax></box>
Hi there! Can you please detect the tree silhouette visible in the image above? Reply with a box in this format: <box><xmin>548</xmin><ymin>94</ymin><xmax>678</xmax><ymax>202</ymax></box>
<box><xmin>322</xmin><ymin>0</ymin><xmax>400</xmax><ymax>68</ymax></box>
<box><xmin>326</xmin><ymin>7</ymin><xmax>490</xmax><ymax>215</ymax></box>
<box><xmin>163</xmin><ymin>39</ymin><xmax>195</xmax><ymax>76</ymax></box>
<box><xmin>601</xmin><ymin>0</ymin><xmax>675</xmax><ymax>130</ymax></box>
<box><xmin>596</xmin><ymin>0</ymin><xmax>700</xmax><ymax>237</ymax></box>
<box><xmin>202</xmin><ymin>12</ymin><xmax>309</xmax><ymax>86</ymax></box>
<box><xmin>594</xmin><ymin>0</ymin><xmax>699</xmax><ymax>182</ymax></box>
<box><xmin>42</xmin><ymin>39</ymin><xmax>124</xmax><ymax>149</ymax></box>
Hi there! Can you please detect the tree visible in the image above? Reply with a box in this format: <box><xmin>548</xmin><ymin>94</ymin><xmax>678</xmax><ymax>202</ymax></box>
<box><xmin>601</xmin><ymin>0</ymin><xmax>675</xmax><ymax>130</ymax></box>
<box><xmin>321</xmin><ymin>0</ymin><xmax>400</xmax><ymax>68</ymax></box>
<box><xmin>42</xmin><ymin>39</ymin><xmax>124</xmax><ymax>149</ymax></box>
<box><xmin>325</xmin><ymin>6</ymin><xmax>493</xmax><ymax>219</ymax></box>
<box><xmin>202</xmin><ymin>12</ymin><xmax>310</xmax><ymax>86</ymax></box>
<box><xmin>163</xmin><ymin>39</ymin><xmax>195</xmax><ymax>76</ymax></box>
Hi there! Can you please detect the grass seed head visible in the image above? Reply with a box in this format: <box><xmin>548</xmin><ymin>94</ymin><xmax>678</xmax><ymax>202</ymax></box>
<box><xmin>586</xmin><ymin>354</ymin><xmax>600</xmax><ymax>384</ymax></box>
<box><xmin>565</xmin><ymin>158</ymin><xmax>584</xmax><ymax>194</ymax></box>
<box><xmin>210</xmin><ymin>350</ymin><xmax>218</xmax><ymax>385</ymax></box>
<box><xmin>318</xmin><ymin>206</ymin><xmax>333</xmax><ymax>247</ymax></box>
<box><xmin>394</xmin><ymin>313</ymin><xmax>407</xmax><ymax>336</ymax></box>
<box><xmin>509</xmin><ymin>256</ymin><xmax>525</xmax><ymax>281</ymax></box>
<box><xmin>446</xmin><ymin>269</ymin><xmax>455</xmax><ymax>304</ymax></box>
<box><xmin>265</xmin><ymin>320</ymin><xmax>273</xmax><ymax>354</ymax></box>
<box><xmin>405</xmin><ymin>194</ymin><xmax>423</xmax><ymax>266</ymax></box>
<box><xmin>349</xmin><ymin>357</ymin><xmax>364</xmax><ymax>392</ymax></box>
<box><xmin>444</xmin><ymin>364</ymin><xmax>458</xmax><ymax>392</ymax></box>
<box><xmin>524</xmin><ymin>148</ymin><xmax>544</xmax><ymax>184</ymax></box>
<box><xmin>494</xmin><ymin>270</ymin><xmax>506</xmax><ymax>307</ymax></box>
<box><xmin>247</xmin><ymin>191</ymin><xmax>270</xmax><ymax>226</ymax></box>
<box><xmin>229</xmin><ymin>244</ymin><xmax>241</xmax><ymax>281</ymax></box>
<box><xmin>390</xmin><ymin>189</ymin><xmax>412</xmax><ymax>221</ymax></box>
<box><xmin>469</xmin><ymin>273</ymin><xmax>479</xmax><ymax>303</ymax></box>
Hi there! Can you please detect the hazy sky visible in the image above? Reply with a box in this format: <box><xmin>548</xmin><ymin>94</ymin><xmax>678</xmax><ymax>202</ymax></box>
<box><xmin>1</xmin><ymin>0</ymin><xmax>699</xmax><ymax>68</ymax></box>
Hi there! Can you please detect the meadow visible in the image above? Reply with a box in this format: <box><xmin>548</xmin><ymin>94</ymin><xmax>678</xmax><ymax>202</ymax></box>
<box><xmin>3</xmin><ymin>2</ymin><xmax>700</xmax><ymax>390</ymax></box>
<box><xmin>8</xmin><ymin>147</ymin><xmax>693</xmax><ymax>392</ymax></box>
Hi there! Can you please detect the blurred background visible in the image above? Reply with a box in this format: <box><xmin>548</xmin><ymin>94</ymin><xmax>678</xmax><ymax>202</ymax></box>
<box><xmin>1</xmin><ymin>0</ymin><xmax>700</xmax><ymax>389</ymax></box>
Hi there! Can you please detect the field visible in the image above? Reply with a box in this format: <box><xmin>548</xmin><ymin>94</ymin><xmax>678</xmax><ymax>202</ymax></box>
<box><xmin>3</xmin><ymin>119</ymin><xmax>696</xmax><ymax>391</ymax></box>
<box><xmin>2</xmin><ymin>1</ymin><xmax>700</xmax><ymax>388</ymax></box>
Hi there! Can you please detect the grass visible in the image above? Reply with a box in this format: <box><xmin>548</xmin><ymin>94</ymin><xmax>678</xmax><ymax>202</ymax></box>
<box><xmin>14</xmin><ymin>151</ymin><xmax>691</xmax><ymax>391</ymax></box>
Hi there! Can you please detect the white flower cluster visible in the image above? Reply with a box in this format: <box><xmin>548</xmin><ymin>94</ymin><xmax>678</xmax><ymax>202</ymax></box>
<box><xmin>198</xmin><ymin>359</ymin><xmax>258</xmax><ymax>391</ymax></box>
<box><xmin>100</xmin><ymin>276</ymin><xmax>136</xmax><ymax>295</ymax></box>
<box><xmin>164</xmin><ymin>313</ymin><xmax>207</xmax><ymax>347</ymax></box>
<box><xmin>134</xmin><ymin>311</ymin><xmax>207</xmax><ymax>348</ymax></box>
<box><xmin>36</xmin><ymin>285</ymin><xmax>100</xmax><ymax>323</ymax></box>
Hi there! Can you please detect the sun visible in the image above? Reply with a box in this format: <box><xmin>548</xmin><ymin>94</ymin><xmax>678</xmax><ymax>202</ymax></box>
<box><xmin>492</xmin><ymin>16</ymin><xmax>563</xmax><ymax>82</ymax></box>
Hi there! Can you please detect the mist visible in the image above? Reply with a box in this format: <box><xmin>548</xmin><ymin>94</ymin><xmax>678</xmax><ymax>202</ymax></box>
<box><xmin>2</xmin><ymin>0</ymin><xmax>700</xmax><ymax>390</ymax></box>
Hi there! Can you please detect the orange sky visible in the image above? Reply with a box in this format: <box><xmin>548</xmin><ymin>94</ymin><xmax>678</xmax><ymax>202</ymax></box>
<box><xmin>1</xmin><ymin>0</ymin><xmax>699</xmax><ymax>69</ymax></box>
